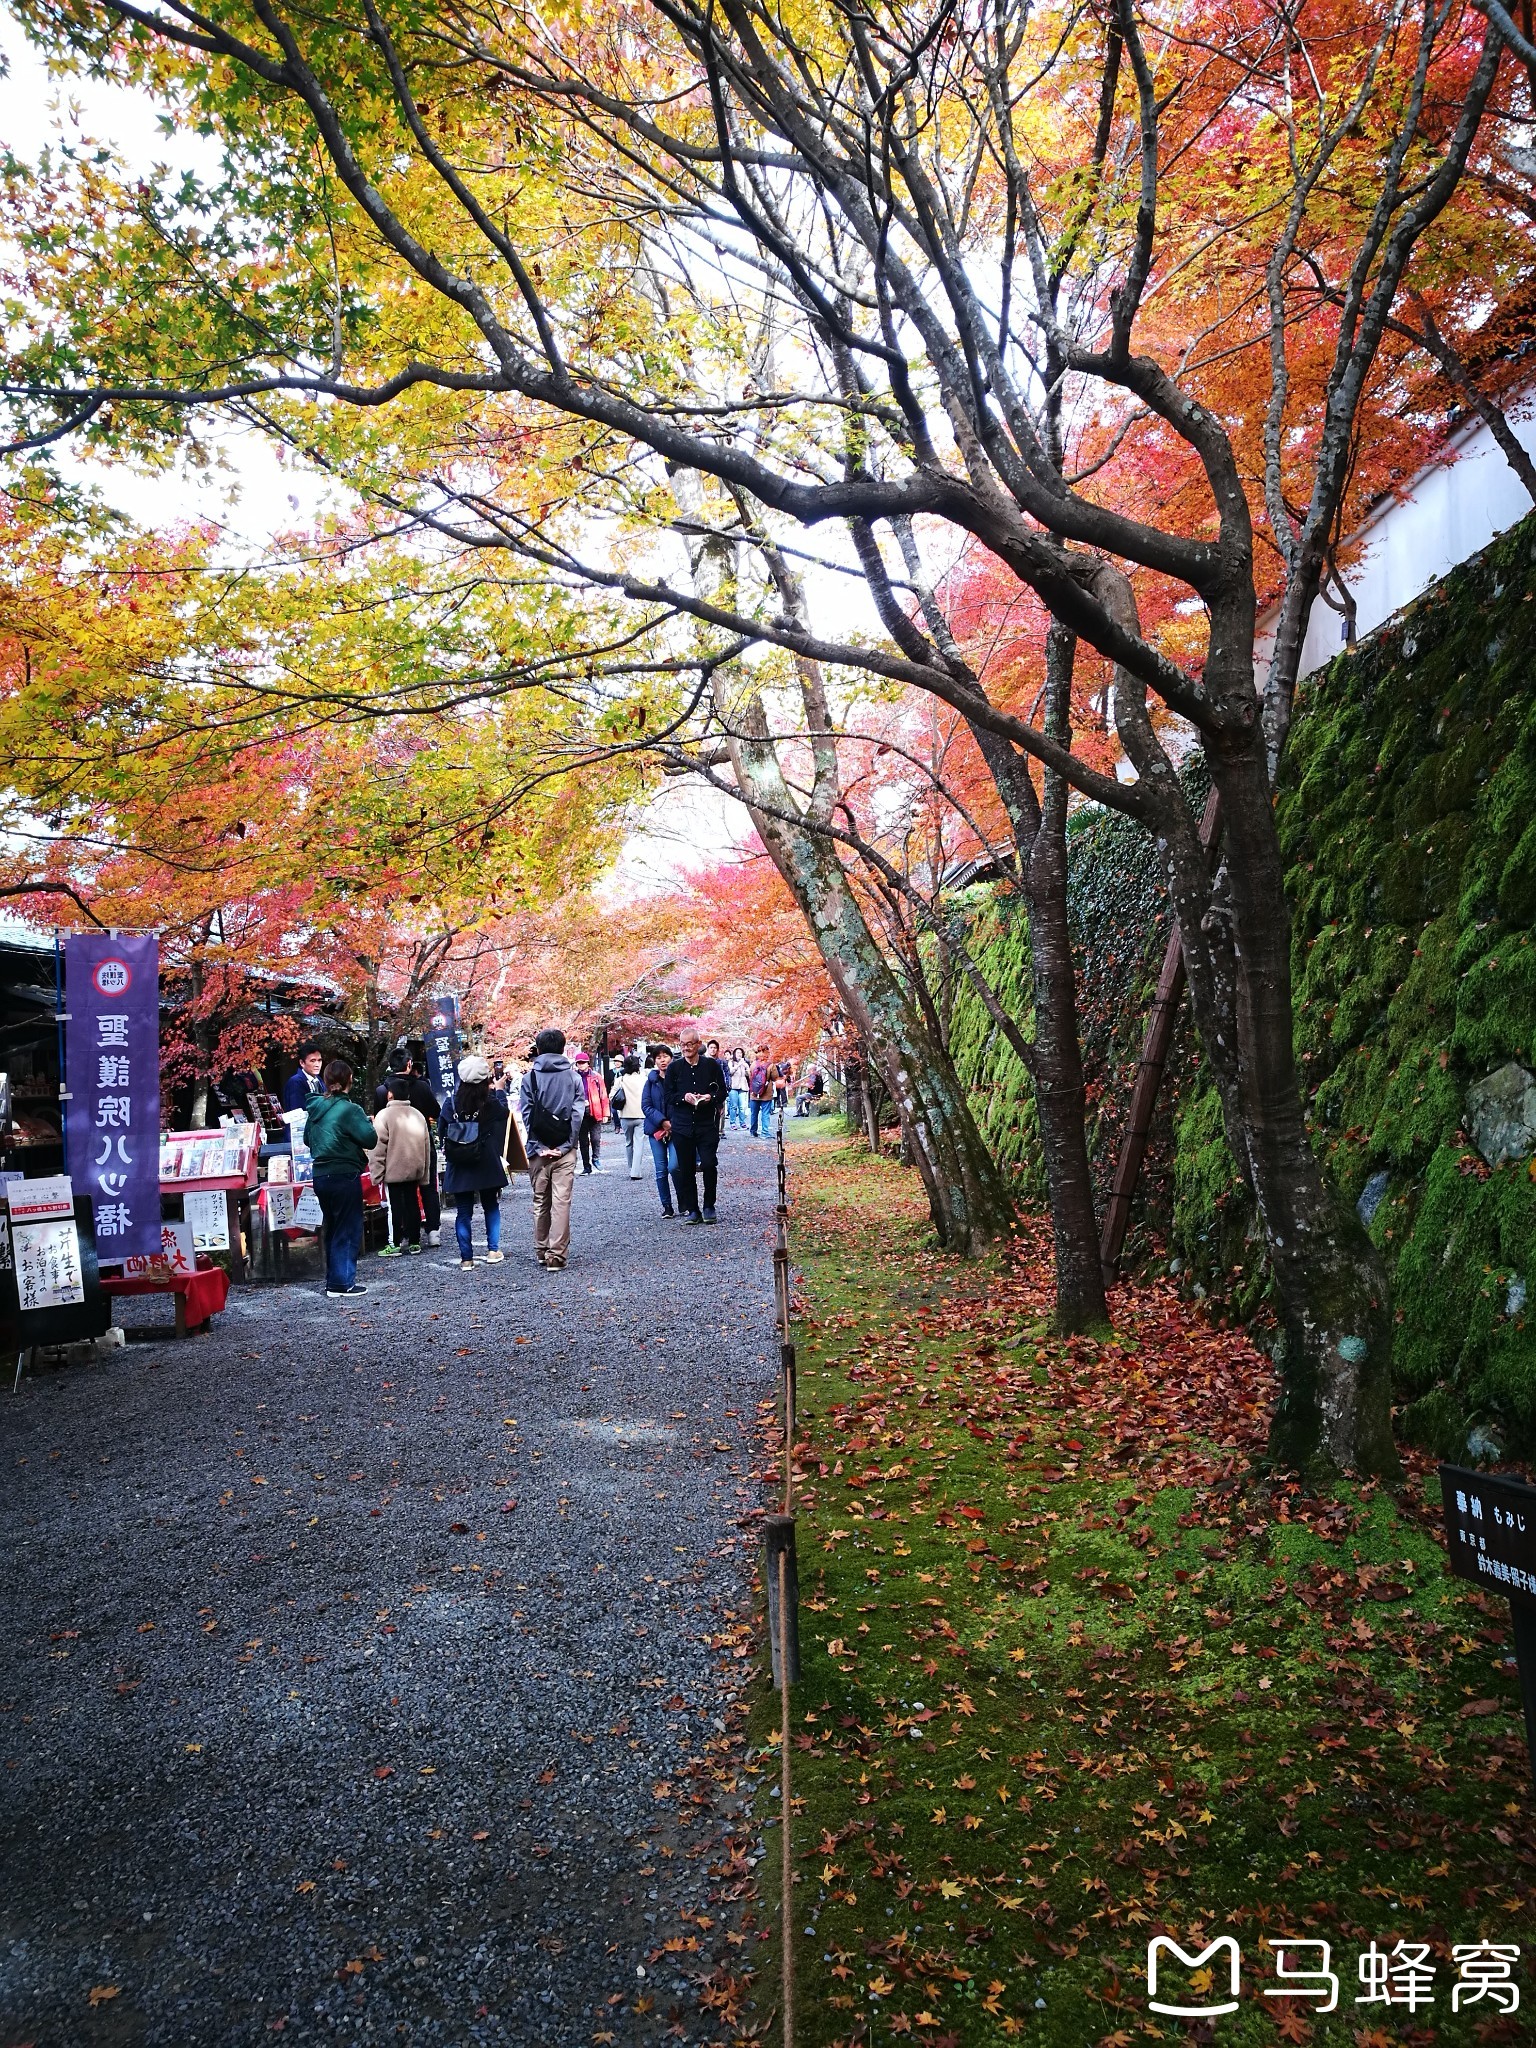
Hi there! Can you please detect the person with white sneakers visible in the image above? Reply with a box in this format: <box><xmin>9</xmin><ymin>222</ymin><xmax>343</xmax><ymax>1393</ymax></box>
<box><xmin>440</xmin><ymin>1054</ymin><xmax>509</xmax><ymax>1270</ymax></box>
<box><xmin>611</xmin><ymin>1054</ymin><xmax>647</xmax><ymax>1178</ymax></box>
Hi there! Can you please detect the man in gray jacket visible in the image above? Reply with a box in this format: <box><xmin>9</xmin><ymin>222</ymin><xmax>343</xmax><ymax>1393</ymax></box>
<box><xmin>518</xmin><ymin>1028</ymin><xmax>587</xmax><ymax>1270</ymax></box>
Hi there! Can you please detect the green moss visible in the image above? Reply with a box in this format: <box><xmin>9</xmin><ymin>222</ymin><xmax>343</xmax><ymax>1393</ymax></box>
<box><xmin>1282</xmin><ymin>513</ymin><xmax>1536</xmax><ymax>1456</ymax></box>
<box><xmin>943</xmin><ymin>887</ymin><xmax>1043</xmax><ymax>1191</ymax></box>
<box><xmin>946</xmin><ymin>517</ymin><xmax>1536</xmax><ymax>1456</ymax></box>
<box><xmin>768</xmin><ymin>1138</ymin><xmax>1535</xmax><ymax>2048</ymax></box>
<box><xmin>947</xmin><ymin>771</ymin><xmax>1203</xmax><ymax>1263</ymax></box>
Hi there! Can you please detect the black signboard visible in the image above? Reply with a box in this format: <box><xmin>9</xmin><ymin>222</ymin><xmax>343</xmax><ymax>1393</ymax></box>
<box><xmin>1441</xmin><ymin>1463</ymin><xmax>1536</xmax><ymax>1778</ymax></box>
<box><xmin>1</xmin><ymin>1194</ymin><xmax>112</xmax><ymax>1392</ymax></box>
<box><xmin>1441</xmin><ymin>1464</ymin><xmax>1536</xmax><ymax>1607</ymax></box>
<box><xmin>422</xmin><ymin>995</ymin><xmax>460</xmax><ymax>1104</ymax></box>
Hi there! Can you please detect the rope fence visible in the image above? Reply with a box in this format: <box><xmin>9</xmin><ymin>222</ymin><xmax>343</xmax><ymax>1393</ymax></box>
<box><xmin>770</xmin><ymin>1105</ymin><xmax>798</xmax><ymax>2048</ymax></box>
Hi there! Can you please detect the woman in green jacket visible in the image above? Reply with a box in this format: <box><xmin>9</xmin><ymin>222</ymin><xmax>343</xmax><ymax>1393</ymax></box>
<box><xmin>303</xmin><ymin>1059</ymin><xmax>377</xmax><ymax>1297</ymax></box>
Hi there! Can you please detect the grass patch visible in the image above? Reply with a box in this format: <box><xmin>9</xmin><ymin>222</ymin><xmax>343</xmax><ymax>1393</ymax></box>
<box><xmin>745</xmin><ymin>1134</ymin><xmax>1535</xmax><ymax>2047</ymax></box>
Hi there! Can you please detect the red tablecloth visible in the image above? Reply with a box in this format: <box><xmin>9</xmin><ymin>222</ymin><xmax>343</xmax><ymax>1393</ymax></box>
<box><xmin>100</xmin><ymin>1263</ymin><xmax>231</xmax><ymax>1330</ymax></box>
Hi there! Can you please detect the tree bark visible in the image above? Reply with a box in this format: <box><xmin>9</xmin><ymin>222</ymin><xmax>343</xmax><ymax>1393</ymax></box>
<box><xmin>961</xmin><ymin>631</ymin><xmax>1108</xmax><ymax>1332</ymax></box>
<box><xmin>1024</xmin><ymin>629</ymin><xmax>1111</xmax><ymax>1333</ymax></box>
<box><xmin>1101</xmin><ymin>560</ymin><xmax>1397</xmax><ymax>1478</ymax></box>
<box><xmin>731</xmin><ymin>733</ymin><xmax>1014</xmax><ymax>1253</ymax></box>
<box><xmin>1200</xmin><ymin>735</ymin><xmax>1396</xmax><ymax>1478</ymax></box>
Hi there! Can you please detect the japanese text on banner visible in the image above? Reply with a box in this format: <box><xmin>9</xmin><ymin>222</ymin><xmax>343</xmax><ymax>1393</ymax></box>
<box><xmin>64</xmin><ymin>933</ymin><xmax>162</xmax><ymax>1261</ymax></box>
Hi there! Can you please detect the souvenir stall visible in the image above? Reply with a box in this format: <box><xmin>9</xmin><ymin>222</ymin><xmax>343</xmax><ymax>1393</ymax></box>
<box><xmin>158</xmin><ymin>1124</ymin><xmax>261</xmax><ymax>1282</ymax></box>
<box><xmin>250</xmin><ymin>1112</ymin><xmax>386</xmax><ymax>1279</ymax></box>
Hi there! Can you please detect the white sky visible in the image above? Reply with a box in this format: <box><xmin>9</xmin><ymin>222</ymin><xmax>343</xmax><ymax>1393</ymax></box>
<box><xmin>1</xmin><ymin>25</ymin><xmax>340</xmax><ymax>544</ymax></box>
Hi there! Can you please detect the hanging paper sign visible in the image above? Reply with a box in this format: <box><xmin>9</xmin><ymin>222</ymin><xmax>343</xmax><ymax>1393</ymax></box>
<box><xmin>14</xmin><ymin>1213</ymin><xmax>85</xmax><ymax>1309</ymax></box>
<box><xmin>184</xmin><ymin>1190</ymin><xmax>231</xmax><ymax>1252</ymax></box>
<box><xmin>423</xmin><ymin>994</ymin><xmax>460</xmax><ymax>1103</ymax></box>
<box><xmin>285</xmin><ymin>1111</ymin><xmax>315</xmax><ymax>1186</ymax></box>
<box><xmin>5</xmin><ymin>1175</ymin><xmax>75</xmax><ymax>1222</ymax></box>
<box><xmin>64</xmin><ymin>933</ymin><xmax>162</xmax><ymax>1260</ymax></box>
<box><xmin>293</xmin><ymin>1186</ymin><xmax>323</xmax><ymax>1231</ymax></box>
<box><xmin>265</xmin><ymin>1184</ymin><xmax>296</xmax><ymax>1228</ymax></box>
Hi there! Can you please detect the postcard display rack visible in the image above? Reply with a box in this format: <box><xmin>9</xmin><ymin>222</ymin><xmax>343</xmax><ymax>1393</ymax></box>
<box><xmin>1</xmin><ymin>1175</ymin><xmax>111</xmax><ymax>1393</ymax></box>
<box><xmin>159</xmin><ymin>1126</ymin><xmax>260</xmax><ymax>1283</ymax></box>
<box><xmin>251</xmin><ymin>1113</ymin><xmax>326</xmax><ymax>1279</ymax></box>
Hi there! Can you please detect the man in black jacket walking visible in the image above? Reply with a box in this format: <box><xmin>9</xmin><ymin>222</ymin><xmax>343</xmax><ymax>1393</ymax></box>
<box><xmin>664</xmin><ymin>1033</ymin><xmax>728</xmax><ymax>1224</ymax></box>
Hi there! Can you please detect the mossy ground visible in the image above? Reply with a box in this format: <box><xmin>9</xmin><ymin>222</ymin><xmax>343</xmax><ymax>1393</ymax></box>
<box><xmin>743</xmin><ymin>1130</ymin><xmax>1536</xmax><ymax>2047</ymax></box>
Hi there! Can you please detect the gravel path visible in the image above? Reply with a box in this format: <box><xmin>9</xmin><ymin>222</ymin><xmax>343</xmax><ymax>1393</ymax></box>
<box><xmin>1</xmin><ymin>1129</ymin><xmax>777</xmax><ymax>2047</ymax></box>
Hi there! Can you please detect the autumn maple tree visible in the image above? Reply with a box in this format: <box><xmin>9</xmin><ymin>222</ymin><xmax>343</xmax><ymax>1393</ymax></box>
<box><xmin>5</xmin><ymin>0</ymin><xmax>1536</xmax><ymax>1467</ymax></box>
<box><xmin>0</xmin><ymin>493</ymin><xmax>641</xmax><ymax>1098</ymax></box>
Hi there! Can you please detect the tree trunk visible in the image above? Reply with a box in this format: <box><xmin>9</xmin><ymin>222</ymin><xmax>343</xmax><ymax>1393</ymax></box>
<box><xmin>1200</xmin><ymin>736</ymin><xmax>1397</xmax><ymax>1478</ymax></box>
<box><xmin>188</xmin><ymin>954</ymin><xmax>213</xmax><ymax>1127</ymax></box>
<box><xmin>749</xmin><ymin>792</ymin><xmax>1014</xmax><ymax>1252</ymax></box>
<box><xmin>1025</xmin><ymin>630</ymin><xmax>1110</xmax><ymax>1334</ymax></box>
<box><xmin>964</xmin><ymin>642</ymin><xmax>1108</xmax><ymax>1331</ymax></box>
<box><xmin>1096</xmin><ymin>564</ymin><xmax>1396</xmax><ymax>1479</ymax></box>
<box><xmin>843</xmin><ymin>1051</ymin><xmax>866</xmax><ymax>1137</ymax></box>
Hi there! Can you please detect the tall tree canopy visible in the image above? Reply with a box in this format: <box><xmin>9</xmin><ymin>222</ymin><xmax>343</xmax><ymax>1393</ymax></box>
<box><xmin>4</xmin><ymin>0</ymin><xmax>1534</xmax><ymax>1467</ymax></box>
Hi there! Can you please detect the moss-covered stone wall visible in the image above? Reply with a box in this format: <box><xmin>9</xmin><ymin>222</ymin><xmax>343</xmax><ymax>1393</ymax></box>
<box><xmin>947</xmin><ymin>776</ymin><xmax>1202</xmax><ymax>1262</ymax></box>
<box><xmin>950</xmin><ymin>515</ymin><xmax>1536</xmax><ymax>1457</ymax></box>
<box><xmin>1278</xmin><ymin>514</ymin><xmax>1536</xmax><ymax>1458</ymax></box>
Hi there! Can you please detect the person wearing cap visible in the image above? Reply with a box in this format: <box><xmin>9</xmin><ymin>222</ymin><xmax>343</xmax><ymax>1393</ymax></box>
<box><xmin>518</xmin><ymin>1028</ymin><xmax>587</xmax><ymax>1269</ymax></box>
<box><xmin>440</xmin><ymin>1053</ymin><xmax>510</xmax><ymax>1269</ymax></box>
<box><xmin>574</xmin><ymin>1049</ymin><xmax>610</xmax><ymax>1174</ymax></box>
<box><xmin>282</xmin><ymin>1043</ymin><xmax>326</xmax><ymax>1113</ymax></box>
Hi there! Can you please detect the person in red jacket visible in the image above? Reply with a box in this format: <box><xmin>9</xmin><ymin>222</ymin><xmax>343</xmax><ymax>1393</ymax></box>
<box><xmin>574</xmin><ymin>1050</ymin><xmax>610</xmax><ymax>1174</ymax></box>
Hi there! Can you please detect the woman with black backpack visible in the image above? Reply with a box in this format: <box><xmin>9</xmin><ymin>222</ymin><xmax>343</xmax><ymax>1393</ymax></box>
<box><xmin>440</xmin><ymin>1054</ymin><xmax>510</xmax><ymax>1270</ymax></box>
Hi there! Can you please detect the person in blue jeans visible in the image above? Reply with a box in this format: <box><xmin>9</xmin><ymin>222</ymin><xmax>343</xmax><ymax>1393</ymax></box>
<box><xmin>302</xmin><ymin>1058</ymin><xmax>379</xmax><ymax>1298</ymax></box>
<box><xmin>726</xmin><ymin>1047</ymin><xmax>751</xmax><ymax>1128</ymax></box>
<box><xmin>748</xmin><ymin>1046</ymin><xmax>774</xmax><ymax>1137</ymax></box>
<box><xmin>641</xmin><ymin>1047</ymin><xmax>676</xmax><ymax>1216</ymax></box>
<box><xmin>441</xmin><ymin>1055</ymin><xmax>509</xmax><ymax>1268</ymax></box>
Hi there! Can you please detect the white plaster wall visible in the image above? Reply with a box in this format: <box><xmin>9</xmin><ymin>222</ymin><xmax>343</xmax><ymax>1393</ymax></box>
<box><xmin>1258</xmin><ymin>395</ymin><xmax>1536</xmax><ymax>679</ymax></box>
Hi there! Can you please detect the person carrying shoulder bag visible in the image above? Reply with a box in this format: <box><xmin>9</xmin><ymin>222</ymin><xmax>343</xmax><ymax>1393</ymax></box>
<box><xmin>518</xmin><ymin>1028</ymin><xmax>586</xmax><ymax>1270</ymax></box>
<box><xmin>440</xmin><ymin>1055</ymin><xmax>509</xmax><ymax>1270</ymax></box>
<box><xmin>612</xmin><ymin>1054</ymin><xmax>647</xmax><ymax>1179</ymax></box>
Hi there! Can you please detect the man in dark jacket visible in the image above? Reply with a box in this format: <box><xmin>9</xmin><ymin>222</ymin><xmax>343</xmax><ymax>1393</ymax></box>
<box><xmin>664</xmin><ymin>1033</ymin><xmax>728</xmax><ymax>1224</ymax></box>
<box><xmin>282</xmin><ymin>1043</ymin><xmax>326</xmax><ymax>1114</ymax></box>
<box><xmin>641</xmin><ymin>1048</ymin><xmax>676</xmax><ymax>1218</ymax></box>
<box><xmin>518</xmin><ymin>1028</ymin><xmax>586</xmax><ymax>1269</ymax></box>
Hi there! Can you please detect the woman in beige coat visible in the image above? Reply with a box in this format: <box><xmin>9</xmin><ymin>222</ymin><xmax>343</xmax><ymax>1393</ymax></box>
<box><xmin>368</xmin><ymin>1074</ymin><xmax>434</xmax><ymax>1254</ymax></box>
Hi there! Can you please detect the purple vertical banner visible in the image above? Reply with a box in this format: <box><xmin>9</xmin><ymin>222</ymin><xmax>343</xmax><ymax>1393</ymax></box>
<box><xmin>64</xmin><ymin>933</ymin><xmax>162</xmax><ymax>1260</ymax></box>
